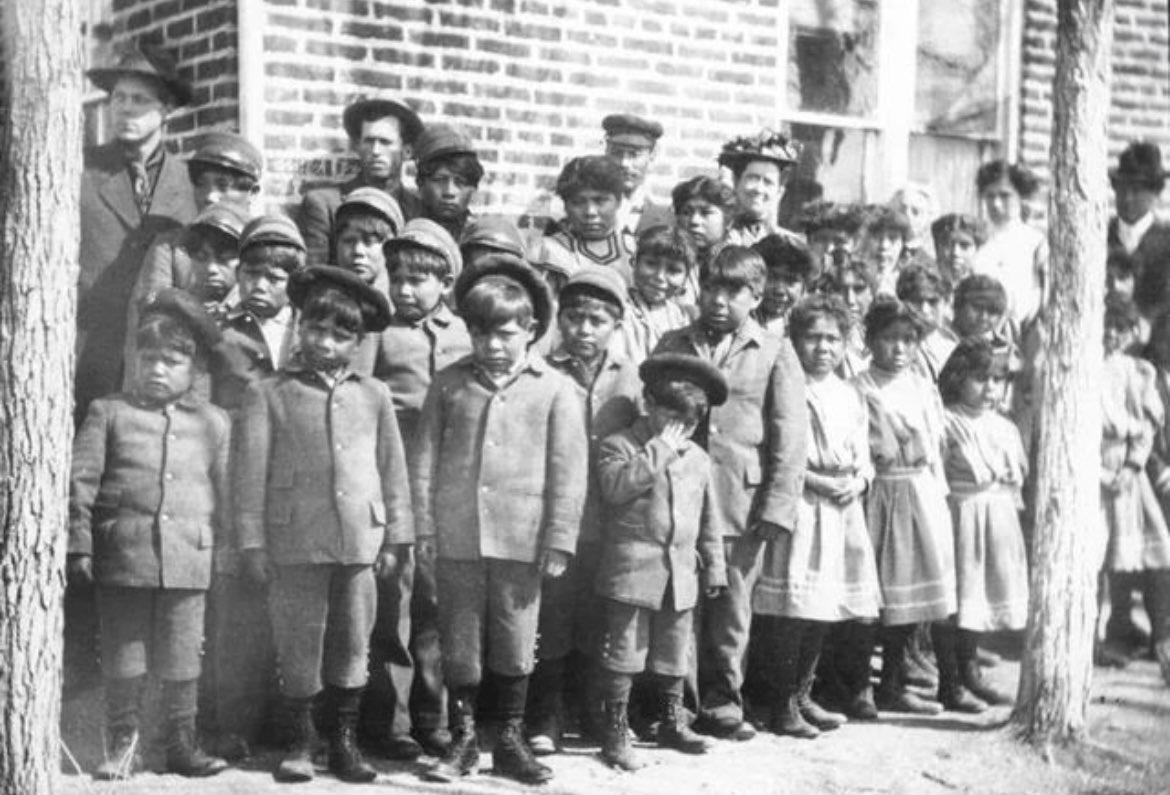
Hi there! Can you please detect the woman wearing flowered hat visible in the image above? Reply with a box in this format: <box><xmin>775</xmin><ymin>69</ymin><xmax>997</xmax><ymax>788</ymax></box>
<box><xmin>718</xmin><ymin>129</ymin><xmax>803</xmax><ymax>248</ymax></box>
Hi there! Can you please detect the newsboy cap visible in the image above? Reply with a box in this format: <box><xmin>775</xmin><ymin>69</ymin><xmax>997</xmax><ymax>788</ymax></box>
<box><xmin>602</xmin><ymin>113</ymin><xmax>664</xmax><ymax>146</ymax></box>
<box><xmin>87</xmin><ymin>41</ymin><xmax>192</xmax><ymax>107</ymax></box>
<box><xmin>140</xmin><ymin>288</ymin><xmax>223</xmax><ymax>352</ymax></box>
<box><xmin>189</xmin><ymin>200</ymin><xmax>251</xmax><ymax>242</ymax></box>
<box><xmin>239</xmin><ymin>214</ymin><xmax>306</xmax><ymax>255</ymax></box>
<box><xmin>288</xmin><ymin>266</ymin><xmax>394</xmax><ymax>333</ymax></box>
<box><xmin>414</xmin><ymin>123</ymin><xmax>478</xmax><ymax>168</ymax></box>
<box><xmin>459</xmin><ymin>216</ymin><xmax>527</xmax><ymax>260</ymax></box>
<box><xmin>454</xmin><ymin>254</ymin><xmax>553</xmax><ymax>341</ymax></box>
<box><xmin>384</xmin><ymin>218</ymin><xmax>463</xmax><ymax>279</ymax></box>
<box><xmin>639</xmin><ymin>353</ymin><xmax>728</xmax><ymax>407</ymax></box>
<box><xmin>187</xmin><ymin>131</ymin><xmax>264</xmax><ymax>182</ymax></box>
<box><xmin>337</xmin><ymin>187</ymin><xmax>405</xmax><ymax>235</ymax></box>
<box><xmin>560</xmin><ymin>265</ymin><xmax>628</xmax><ymax>319</ymax></box>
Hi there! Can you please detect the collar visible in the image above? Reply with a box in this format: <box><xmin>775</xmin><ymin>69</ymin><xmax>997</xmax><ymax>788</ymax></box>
<box><xmin>394</xmin><ymin>302</ymin><xmax>455</xmax><ymax>330</ymax></box>
<box><xmin>225</xmin><ymin>303</ymin><xmax>293</xmax><ymax>326</ymax></box>
<box><xmin>1119</xmin><ymin>211</ymin><xmax>1155</xmax><ymax>241</ymax></box>
<box><xmin>123</xmin><ymin>139</ymin><xmax>165</xmax><ymax>168</ymax></box>
<box><xmin>685</xmin><ymin>317</ymin><xmax>764</xmax><ymax>349</ymax></box>
<box><xmin>129</xmin><ymin>388</ymin><xmax>201</xmax><ymax>411</ymax></box>
<box><xmin>283</xmin><ymin>355</ymin><xmax>362</xmax><ymax>384</ymax></box>
<box><xmin>547</xmin><ymin>346</ymin><xmax>623</xmax><ymax>370</ymax></box>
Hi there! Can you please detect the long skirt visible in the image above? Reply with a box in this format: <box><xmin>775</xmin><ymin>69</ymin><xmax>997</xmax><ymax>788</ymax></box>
<box><xmin>948</xmin><ymin>484</ymin><xmax>1029</xmax><ymax>632</ymax></box>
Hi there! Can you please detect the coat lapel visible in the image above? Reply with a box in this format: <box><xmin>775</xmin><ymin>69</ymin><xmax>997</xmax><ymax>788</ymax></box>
<box><xmin>146</xmin><ymin>151</ymin><xmax>196</xmax><ymax>224</ymax></box>
<box><xmin>95</xmin><ymin>157</ymin><xmax>141</xmax><ymax>229</ymax></box>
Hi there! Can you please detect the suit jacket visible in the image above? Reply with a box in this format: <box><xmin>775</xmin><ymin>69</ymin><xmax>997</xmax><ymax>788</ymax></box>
<box><xmin>77</xmin><ymin>144</ymin><xmax>196</xmax><ymax>420</ymax></box>
<box><xmin>654</xmin><ymin>320</ymin><xmax>808</xmax><ymax>536</ymax></box>
<box><xmin>298</xmin><ymin>176</ymin><xmax>422</xmax><ymax>268</ymax></box>
<box><xmin>595</xmin><ymin>418</ymin><xmax>726</xmax><ymax>611</ymax></box>
<box><xmin>1112</xmin><ymin>216</ymin><xmax>1170</xmax><ymax>317</ymax></box>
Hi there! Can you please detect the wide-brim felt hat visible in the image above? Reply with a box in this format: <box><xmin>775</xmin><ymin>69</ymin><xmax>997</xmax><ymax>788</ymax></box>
<box><xmin>140</xmin><ymin>287</ymin><xmax>222</xmax><ymax>352</ymax></box>
<box><xmin>384</xmin><ymin>218</ymin><xmax>463</xmax><ymax>278</ymax></box>
<box><xmin>639</xmin><ymin>353</ymin><xmax>729</xmax><ymax>407</ymax></box>
<box><xmin>453</xmin><ymin>253</ymin><xmax>553</xmax><ymax>341</ymax></box>
<box><xmin>1110</xmin><ymin>142</ymin><xmax>1167</xmax><ymax>187</ymax></box>
<box><xmin>188</xmin><ymin>131</ymin><xmax>263</xmax><ymax>182</ymax></box>
<box><xmin>87</xmin><ymin>41</ymin><xmax>192</xmax><ymax>107</ymax></box>
<box><xmin>460</xmin><ymin>216</ymin><xmax>527</xmax><ymax>259</ymax></box>
<box><xmin>288</xmin><ymin>266</ymin><xmax>393</xmax><ymax>333</ymax></box>
<box><xmin>338</xmin><ymin>187</ymin><xmax>405</xmax><ymax>235</ymax></box>
<box><xmin>342</xmin><ymin>97</ymin><xmax>424</xmax><ymax>144</ymax></box>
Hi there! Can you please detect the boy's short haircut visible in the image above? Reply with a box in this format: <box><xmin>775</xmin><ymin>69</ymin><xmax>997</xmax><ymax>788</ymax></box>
<box><xmin>555</xmin><ymin>155</ymin><xmax>624</xmax><ymax>201</ymax></box>
<box><xmin>895</xmin><ymin>265</ymin><xmax>943</xmax><ymax>303</ymax></box>
<box><xmin>300</xmin><ymin>285</ymin><xmax>366</xmax><ymax>336</ymax></box>
<box><xmin>386</xmin><ymin>245</ymin><xmax>451</xmax><ymax>280</ymax></box>
<box><xmin>644</xmin><ymin>378</ymin><xmax>709</xmax><ymax>425</ymax></box>
<box><xmin>953</xmin><ymin>274</ymin><xmax>1008</xmax><ymax>316</ymax></box>
<box><xmin>461</xmin><ymin>275</ymin><xmax>535</xmax><ymax>332</ymax></box>
<box><xmin>937</xmin><ymin>338</ymin><xmax>1010</xmax><ymax>406</ymax></box>
<box><xmin>864</xmin><ymin>206</ymin><xmax>912</xmax><ymax>240</ymax></box>
<box><xmin>136</xmin><ymin>313</ymin><xmax>200</xmax><ymax>361</ymax></box>
<box><xmin>240</xmin><ymin>243</ymin><xmax>304</xmax><ymax>273</ymax></box>
<box><xmin>753</xmin><ymin>234</ymin><xmax>814</xmax><ymax>283</ymax></box>
<box><xmin>1105</xmin><ymin>292</ymin><xmax>1141</xmax><ymax>331</ymax></box>
<box><xmin>700</xmin><ymin>244</ymin><xmax>767</xmax><ymax>296</ymax></box>
<box><xmin>1107</xmin><ymin>250</ymin><xmax>1137</xmax><ymax>278</ymax></box>
<box><xmin>187</xmin><ymin>162</ymin><xmax>259</xmax><ymax>193</ymax></box>
<box><xmin>558</xmin><ymin>287</ymin><xmax>622</xmax><ymax>321</ymax></box>
<box><xmin>788</xmin><ymin>294</ymin><xmax>852</xmax><ymax>343</ymax></box>
<box><xmin>864</xmin><ymin>296</ymin><xmax>927</xmax><ymax>345</ymax></box>
<box><xmin>670</xmin><ymin>175</ymin><xmax>736</xmax><ymax>217</ymax></box>
<box><xmin>417</xmin><ymin>152</ymin><xmax>485</xmax><ymax>188</ymax></box>
<box><xmin>930</xmin><ymin>213</ymin><xmax>987</xmax><ymax>249</ymax></box>
<box><xmin>335</xmin><ymin>211</ymin><xmax>394</xmax><ymax>241</ymax></box>
<box><xmin>636</xmin><ymin>224</ymin><xmax>696</xmax><ymax>272</ymax></box>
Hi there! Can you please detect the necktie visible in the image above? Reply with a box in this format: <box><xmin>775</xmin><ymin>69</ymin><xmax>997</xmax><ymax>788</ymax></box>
<box><xmin>129</xmin><ymin>160</ymin><xmax>149</xmax><ymax>214</ymax></box>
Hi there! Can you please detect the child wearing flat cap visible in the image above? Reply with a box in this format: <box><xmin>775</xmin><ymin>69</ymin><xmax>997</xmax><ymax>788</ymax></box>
<box><xmin>594</xmin><ymin>353</ymin><xmax>728</xmax><ymax>770</ymax></box>
<box><xmin>69</xmin><ymin>289</ymin><xmax>231</xmax><ymax>781</ymax></box>
<box><xmin>413</xmin><ymin>258</ymin><xmax>587</xmax><ymax>785</ymax></box>
<box><xmin>233</xmin><ymin>267</ymin><xmax>411</xmax><ymax>785</ymax></box>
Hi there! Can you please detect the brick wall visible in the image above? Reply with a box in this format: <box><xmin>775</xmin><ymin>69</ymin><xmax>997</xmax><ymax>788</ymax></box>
<box><xmin>1019</xmin><ymin>0</ymin><xmax>1170</xmax><ymax>185</ymax></box>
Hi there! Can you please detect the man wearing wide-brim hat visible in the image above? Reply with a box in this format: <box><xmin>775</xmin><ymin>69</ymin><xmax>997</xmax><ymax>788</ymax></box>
<box><xmin>77</xmin><ymin>40</ymin><xmax>198</xmax><ymax>427</ymax></box>
<box><xmin>1109</xmin><ymin>142</ymin><xmax>1170</xmax><ymax>318</ymax></box>
<box><xmin>299</xmin><ymin>95</ymin><xmax>425</xmax><ymax>269</ymax></box>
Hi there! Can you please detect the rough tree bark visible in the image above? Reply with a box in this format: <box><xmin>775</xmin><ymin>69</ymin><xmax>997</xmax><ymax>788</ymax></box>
<box><xmin>0</xmin><ymin>1</ymin><xmax>84</xmax><ymax>793</ymax></box>
<box><xmin>1010</xmin><ymin>0</ymin><xmax>1113</xmax><ymax>747</ymax></box>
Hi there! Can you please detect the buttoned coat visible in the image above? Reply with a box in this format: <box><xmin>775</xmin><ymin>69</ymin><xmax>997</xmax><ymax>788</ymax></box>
<box><xmin>1113</xmin><ymin>216</ymin><xmax>1170</xmax><ymax>317</ymax></box>
<box><xmin>654</xmin><ymin>319</ymin><xmax>808</xmax><ymax>536</ymax></box>
<box><xmin>69</xmin><ymin>392</ymin><xmax>230</xmax><ymax>590</ymax></box>
<box><xmin>233</xmin><ymin>363</ymin><xmax>413</xmax><ymax>565</ymax></box>
<box><xmin>78</xmin><ymin>144</ymin><xmax>197</xmax><ymax>419</ymax></box>
<box><xmin>595</xmin><ymin>418</ymin><xmax>726</xmax><ymax>611</ymax></box>
<box><xmin>412</xmin><ymin>356</ymin><xmax>588</xmax><ymax>563</ymax></box>
<box><xmin>299</xmin><ymin>177</ymin><xmax>422</xmax><ymax>268</ymax></box>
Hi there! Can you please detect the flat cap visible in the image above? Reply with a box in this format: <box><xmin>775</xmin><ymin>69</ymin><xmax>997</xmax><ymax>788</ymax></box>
<box><xmin>140</xmin><ymin>287</ymin><xmax>222</xmax><ymax>352</ymax></box>
<box><xmin>338</xmin><ymin>187</ymin><xmax>405</xmax><ymax>235</ymax></box>
<box><xmin>385</xmin><ymin>218</ymin><xmax>463</xmax><ymax>278</ymax></box>
<box><xmin>239</xmin><ymin>213</ymin><xmax>306</xmax><ymax>254</ymax></box>
<box><xmin>342</xmin><ymin>96</ymin><xmax>424</xmax><ymax>144</ymax></box>
<box><xmin>560</xmin><ymin>265</ymin><xmax>628</xmax><ymax>318</ymax></box>
<box><xmin>639</xmin><ymin>353</ymin><xmax>728</xmax><ymax>407</ymax></box>
<box><xmin>189</xmin><ymin>199</ymin><xmax>251</xmax><ymax>242</ymax></box>
<box><xmin>188</xmin><ymin>131</ymin><xmax>264</xmax><ymax>182</ymax></box>
<box><xmin>87</xmin><ymin>41</ymin><xmax>192</xmax><ymax>107</ymax></box>
<box><xmin>602</xmin><ymin>113</ymin><xmax>664</xmax><ymax>144</ymax></box>
<box><xmin>414</xmin><ymin>123</ymin><xmax>477</xmax><ymax>167</ymax></box>
<box><xmin>454</xmin><ymin>253</ymin><xmax>553</xmax><ymax>341</ymax></box>
<box><xmin>288</xmin><ymin>266</ymin><xmax>393</xmax><ymax>333</ymax></box>
<box><xmin>460</xmin><ymin>216</ymin><xmax>527</xmax><ymax>259</ymax></box>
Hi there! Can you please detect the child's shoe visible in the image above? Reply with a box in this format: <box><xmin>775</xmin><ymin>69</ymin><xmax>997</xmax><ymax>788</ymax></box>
<box><xmin>422</xmin><ymin>689</ymin><xmax>479</xmax><ymax>783</ymax></box>
<box><xmin>493</xmin><ymin>719</ymin><xmax>553</xmax><ymax>784</ymax></box>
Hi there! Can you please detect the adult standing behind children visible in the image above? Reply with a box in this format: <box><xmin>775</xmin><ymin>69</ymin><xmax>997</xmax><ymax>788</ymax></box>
<box><xmin>720</xmin><ymin>130</ymin><xmax>804</xmax><ymax>248</ymax></box>
<box><xmin>602</xmin><ymin>114</ymin><xmax>673</xmax><ymax>238</ymax></box>
<box><xmin>78</xmin><ymin>41</ymin><xmax>197</xmax><ymax>426</ymax></box>
<box><xmin>299</xmin><ymin>95</ymin><xmax>424</xmax><ymax>268</ymax></box>
<box><xmin>1110</xmin><ymin>142</ymin><xmax>1170</xmax><ymax>318</ymax></box>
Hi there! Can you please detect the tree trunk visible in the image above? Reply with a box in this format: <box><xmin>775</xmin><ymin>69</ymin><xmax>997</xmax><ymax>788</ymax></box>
<box><xmin>0</xmin><ymin>2</ymin><xmax>84</xmax><ymax>793</ymax></box>
<box><xmin>1010</xmin><ymin>0</ymin><xmax>1113</xmax><ymax>746</ymax></box>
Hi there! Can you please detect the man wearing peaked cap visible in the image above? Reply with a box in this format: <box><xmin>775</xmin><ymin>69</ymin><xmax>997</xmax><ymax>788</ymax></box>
<box><xmin>1110</xmin><ymin>142</ymin><xmax>1170</xmax><ymax>318</ymax></box>
<box><xmin>602</xmin><ymin>113</ymin><xmax>674</xmax><ymax>238</ymax></box>
<box><xmin>414</xmin><ymin>123</ymin><xmax>484</xmax><ymax>242</ymax></box>
<box><xmin>300</xmin><ymin>95</ymin><xmax>425</xmax><ymax>269</ymax></box>
<box><xmin>76</xmin><ymin>40</ymin><xmax>199</xmax><ymax>428</ymax></box>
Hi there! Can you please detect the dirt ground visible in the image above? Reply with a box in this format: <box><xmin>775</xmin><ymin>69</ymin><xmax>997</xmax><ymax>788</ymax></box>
<box><xmin>59</xmin><ymin>644</ymin><xmax>1170</xmax><ymax>795</ymax></box>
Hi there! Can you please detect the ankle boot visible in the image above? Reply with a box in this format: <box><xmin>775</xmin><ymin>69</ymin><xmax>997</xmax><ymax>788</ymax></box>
<box><xmin>163</xmin><ymin>680</ymin><xmax>228</xmax><ymax>777</ymax></box>
<box><xmin>600</xmin><ymin>697</ymin><xmax>642</xmax><ymax>771</ymax></box>
<box><xmin>903</xmin><ymin>624</ymin><xmax>939</xmax><ymax>689</ymax></box>
<box><xmin>275</xmin><ymin>695</ymin><xmax>318</xmax><ymax>782</ymax></box>
<box><xmin>876</xmin><ymin>625</ymin><xmax>942</xmax><ymax>715</ymax></box>
<box><xmin>525</xmin><ymin>657</ymin><xmax>563</xmax><ymax>756</ymax></box>
<box><xmin>957</xmin><ymin>629</ymin><xmax>1013</xmax><ymax>705</ymax></box>
<box><xmin>931</xmin><ymin>624</ymin><xmax>986</xmax><ymax>714</ymax></box>
<box><xmin>326</xmin><ymin>686</ymin><xmax>376</xmax><ymax>783</ymax></box>
<box><xmin>492</xmin><ymin>674</ymin><xmax>552</xmax><ymax>784</ymax></box>
<box><xmin>657</xmin><ymin>676</ymin><xmax>711</xmax><ymax>753</ymax></box>
<box><xmin>95</xmin><ymin>676</ymin><xmax>144</xmax><ymax>781</ymax></box>
<box><xmin>766</xmin><ymin>618</ymin><xmax>819</xmax><ymax>739</ymax></box>
<box><xmin>424</xmin><ymin>686</ymin><xmax>480</xmax><ymax>782</ymax></box>
<box><xmin>797</xmin><ymin>623</ymin><xmax>846</xmax><ymax>730</ymax></box>
<box><xmin>838</xmin><ymin>622</ymin><xmax>879</xmax><ymax>721</ymax></box>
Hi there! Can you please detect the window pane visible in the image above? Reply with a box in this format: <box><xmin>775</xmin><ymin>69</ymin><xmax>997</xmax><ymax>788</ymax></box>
<box><xmin>908</xmin><ymin>133</ymin><xmax>1001</xmax><ymax>216</ymax></box>
<box><xmin>787</xmin><ymin>0</ymin><xmax>880</xmax><ymax>119</ymax></box>
<box><xmin>915</xmin><ymin>0</ymin><xmax>1002</xmax><ymax>137</ymax></box>
<box><xmin>784</xmin><ymin>124</ymin><xmax>874</xmax><ymax>208</ymax></box>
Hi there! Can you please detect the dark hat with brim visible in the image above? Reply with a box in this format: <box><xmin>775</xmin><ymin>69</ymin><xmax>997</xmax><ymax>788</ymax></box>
<box><xmin>342</xmin><ymin>97</ymin><xmax>424</xmax><ymax>144</ymax></box>
<box><xmin>188</xmin><ymin>131</ymin><xmax>263</xmax><ymax>182</ymax></box>
<box><xmin>189</xmin><ymin>199</ymin><xmax>251</xmax><ymax>242</ymax></box>
<box><xmin>560</xmin><ymin>265</ymin><xmax>628</xmax><ymax>319</ymax></box>
<box><xmin>384</xmin><ymin>218</ymin><xmax>463</xmax><ymax>278</ymax></box>
<box><xmin>414</xmin><ymin>123</ymin><xmax>478</xmax><ymax>168</ymax></box>
<box><xmin>1110</xmin><ymin>142</ymin><xmax>1167</xmax><ymax>188</ymax></box>
<box><xmin>718</xmin><ymin>129</ymin><xmax>800</xmax><ymax>172</ymax></box>
<box><xmin>239</xmin><ymin>214</ymin><xmax>306</xmax><ymax>255</ymax></box>
<box><xmin>338</xmin><ymin>187</ymin><xmax>405</xmax><ymax>235</ymax></box>
<box><xmin>140</xmin><ymin>288</ymin><xmax>222</xmax><ymax>352</ymax></box>
<box><xmin>602</xmin><ymin>113</ymin><xmax>664</xmax><ymax>146</ymax></box>
<box><xmin>87</xmin><ymin>42</ymin><xmax>192</xmax><ymax>107</ymax></box>
<box><xmin>288</xmin><ymin>266</ymin><xmax>393</xmax><ymax>333</ymax></box>
<box><xmin>454</xmin><ymin>254</ymin><xmax>553</xmax><ymax>341</ymax></box>
<box><xmin>639</xmin><ymin>353</ymin><xmax>728</xmax><ymax>407</ymax></box>
<box><xmin>460</xmin><ymin>216</ymin><xmax>527</xmax><ymax>259</ymax></box>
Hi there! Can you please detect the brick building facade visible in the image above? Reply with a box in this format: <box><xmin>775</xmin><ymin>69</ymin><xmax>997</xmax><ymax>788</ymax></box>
<box><xmin>75</xmin><ymin>0</ymin><xmax>1170</xmax><ymax>223</ymax></box>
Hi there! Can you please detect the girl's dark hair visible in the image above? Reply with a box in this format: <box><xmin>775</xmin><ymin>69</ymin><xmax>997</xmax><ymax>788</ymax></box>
<box><xmin>300</xmin><ymin>286</ymin><xmax>365</xmax><ymax>336</ymax></box>
<box><xmin>644</xmin><ymin>378</ymin><xmax>709</xmax><ymax>425</ymax></box>
<box><xmin>938</xmin><ymin>337</ymin><xmax>1009</xmax><ymax>406</ymax></box>
<box><xmin>461</xmin><ymin>274</ymin><xmax>535</xmax><ymax>332</ymax></box>
<box><xmin>700</xmin><ymin>244</ymin><xmax>766</xmax><ymax>295</ymax></box>
<box><xmin>930</xmin><ymin>213</ymin><xmax>987</xmax><ymax>249</ymax></box>
<box><xmin>975</xmin><ymin>159</ymin><xmax>1040</xmax><ymax>200</ymax></box>
<box><xmin>136</xmin><ymin>313</ymin><xmax>201</xmax><ymax>361</ymax></box>
<box><xmin>864</xmin><ymin>206</ymin><xmax>912</xmax><ymax>240</ymax></box>
<box><xmin>895</xmin><ymin>265</ymin><xmax>943</xmax><ymax>303</ymax></box>
<box><xmin>953</xmin><ymin>274</ymin><xmax>1008</xmax><ymax>315</ymax></box>
<box><xmin>863</xmin><ymin>296</ymin><xmax>927</xmax><ymax>346</ymax></box>
<box><xmin>820</xmin><ymin>256</ymin><xmax>874</xmax><ymax>294</ymax></box>
<box><xmin>555</xmin><ymin>155</ymin><xmax>624</xmax><ymax>200</ymax></box>
<box><xmin>417</xmin><ymin>152</ymin><xmax>485</xmax><ymax>188</ymax></box>
<box><xmin>637</xmin><ymin>225</ymin><xmax>696</xmax><ymax>272</ymax></box>
<box><xmin>753</xmin><ymin>234</ymin><xmax>814</xmax><ymax>282</ymax></box>
<box><xmin>671</xmin><ymin>175</ymin><xmax>736</xmax><ymax>216</ymax></box>
<box><xmin>788</xmin><ymin>294</ymin><xmax>852</xmax><ymax>343</ymax></box>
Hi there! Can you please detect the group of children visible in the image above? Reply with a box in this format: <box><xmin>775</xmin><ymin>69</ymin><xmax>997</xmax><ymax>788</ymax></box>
<box><xmin>67</xmin><ymin>125</ymin><xmax>1170</xmax><ymax>788</ymax></box>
